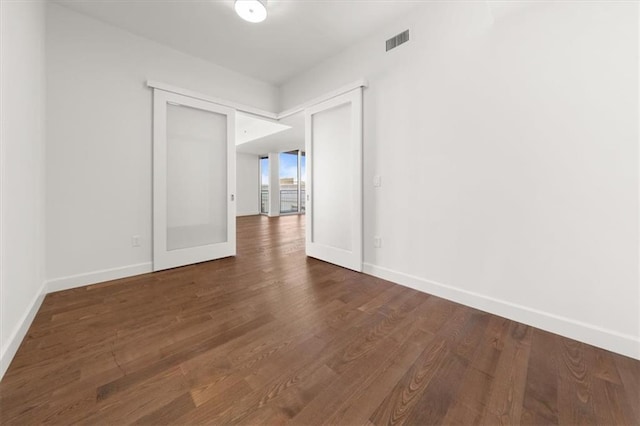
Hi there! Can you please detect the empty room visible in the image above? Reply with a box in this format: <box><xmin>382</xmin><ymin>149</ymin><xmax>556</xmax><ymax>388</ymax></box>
<box><xmin>1</xmin><ymin>0</ymin><xmax>638</xmax><ymax>424</ymax></box>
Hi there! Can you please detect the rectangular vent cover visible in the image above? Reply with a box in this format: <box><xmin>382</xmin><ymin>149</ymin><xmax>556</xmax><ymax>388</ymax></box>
<box><xmin>386</xmin><ymin>30</ymin><xmax>409</xmax><ymax>52</ymax></box>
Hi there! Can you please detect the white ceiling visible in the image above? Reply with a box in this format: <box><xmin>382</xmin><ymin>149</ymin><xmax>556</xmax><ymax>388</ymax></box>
<box><xmin>236</xmin><ymin>111</ymin><xmax>304</xmax><ymax>155</ymax></box>
<box><xmin>236</xmin><ymin>112</ymin><xmax>291</xmax><ymax>145</ymax></box>
<box><xmin>55</xmin><ymin>0</ymin><xmax>423</xmax><ymax>86</ymax></box>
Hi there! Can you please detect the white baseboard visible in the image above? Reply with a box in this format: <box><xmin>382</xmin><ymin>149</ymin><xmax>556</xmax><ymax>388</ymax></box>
<box><xmin>362</xmin><ymin>263</ymin><xmax>640</xmax><ymax>360</ymax></box>
<box><xmin>46</xmin><ymin>262</ymin><xmax>152</xmax><ymax>293</ymax></box>
<box><xmin>3</xmin><ymin>260</ymin><xmax>637</xmax><ymax>383</ymax></box>
<box><xmin>0</xmin><ymin>280</ymin><xmax>47</xmax><ymax>379</ymax></box>
<box><xmin>1</xmin><ymin>262</ymin><xmax>153</xmax><ymax>381</ymax></box>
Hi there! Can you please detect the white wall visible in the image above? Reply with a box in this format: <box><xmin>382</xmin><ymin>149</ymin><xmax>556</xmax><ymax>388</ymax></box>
<box><xmin>236</xmin><ymin>153</ymin><xmax>259</xmax><ymax>216</ymax></box>
<box><xmin>46</xmin><ymin>4</ymin><xmax>279</xmax><ymax>289</ymax></box>
<box><xmin>281</xmin><ymin>1</ymin><xmax>639</xmax><ymax>358</ymax></box>
<box><xmin>0</xmin><ymin>0</ymin><xmax>47</xmax><ymax>377</ymax></box>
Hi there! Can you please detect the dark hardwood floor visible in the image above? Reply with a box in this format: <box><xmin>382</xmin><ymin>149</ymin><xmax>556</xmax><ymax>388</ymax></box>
<box><xmin>1</xmin><ymin>214</ymin><xmax>638</xmax><ymax>425</ymax></box>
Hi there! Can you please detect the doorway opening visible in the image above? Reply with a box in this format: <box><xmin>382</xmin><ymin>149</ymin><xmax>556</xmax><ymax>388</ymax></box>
<box><xmin>151</xmin><ymin>81</ymin><xmax>363</xmax><ymax>273</ymax></box>
<box><xmin>235</xmin><ymin>89</ymin><xmax>362</xmax><ymax>272</ymax></box>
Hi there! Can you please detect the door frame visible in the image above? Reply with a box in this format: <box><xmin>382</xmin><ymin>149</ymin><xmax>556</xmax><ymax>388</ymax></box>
<box><xmin>152</xmin><ymin>89</ymin><xmax>236</xmax><ymax>271</ymax></box>
<box><xmin>305</xmin><ymin>88</ymin><xmax>363</xmax><ymax>272</ymax></box>
<box><xmin>147</xmin><ymin>80</ymin><xmax>367</xmax><ymax>272</ymax></box>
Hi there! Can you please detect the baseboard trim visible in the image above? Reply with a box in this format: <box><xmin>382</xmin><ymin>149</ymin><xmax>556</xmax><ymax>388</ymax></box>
<box><xmin>1</xmin><ymin>262</ymin><xmax>153</xmax><ymax>380</ymax></box>
<box><xmin>0</xmin><ymin>280</ymin><xmax>47</xmax><ymax>379</ymax></box>
<box><xmin>362</xmin><ymin>263</ymin><xmax>640</xmax><ymax>360</ymax></box>
<box><xmin>3</xmin><ymin>260</ymin><xmax>636</xmax><ymax>382</ymax></box>
<box><xmin>46</xmin><ymin>262</ymin><xmax>153</xmax><ymax>293</ymax></box>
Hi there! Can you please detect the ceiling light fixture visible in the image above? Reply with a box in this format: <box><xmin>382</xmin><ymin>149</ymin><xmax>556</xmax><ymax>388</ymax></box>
<box><xmin>234</xmin><ymin>0</ymin><xmax>267</xmax><ymax>23</ymax></box>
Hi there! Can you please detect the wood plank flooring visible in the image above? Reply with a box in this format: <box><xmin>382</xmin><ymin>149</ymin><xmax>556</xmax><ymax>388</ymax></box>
<box><xmin>1</xmin><ymin>214</ymin><xmax>638</xmax><ymax>425</ymax></box>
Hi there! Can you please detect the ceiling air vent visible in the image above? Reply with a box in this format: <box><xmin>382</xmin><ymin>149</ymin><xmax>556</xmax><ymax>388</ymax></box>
<box><xmin>386</xmin><ymin>30</ymin><xmax>409</xmax><ymax>52</ymax></box>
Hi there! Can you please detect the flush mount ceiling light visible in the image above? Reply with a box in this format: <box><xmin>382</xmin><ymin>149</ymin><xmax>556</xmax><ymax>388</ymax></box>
<box><xmin>234</xmin><ymin>0</ymin><xmax>267</xmax><ymax>23</ymax></box>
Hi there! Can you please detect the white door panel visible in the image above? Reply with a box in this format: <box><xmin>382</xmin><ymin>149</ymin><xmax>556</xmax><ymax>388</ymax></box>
<box><xmin>153</xmin><ymin>90</ymin><xmax>236</xmax><ymax>271</ymax></box>
<box><xmin>305</xmin><ymin>89</ymin><xmax>362</xmax><ymax>272</ymax></box>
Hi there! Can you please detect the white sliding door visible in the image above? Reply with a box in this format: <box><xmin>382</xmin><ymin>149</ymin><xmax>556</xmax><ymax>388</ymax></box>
<box><xmin>153</xmin><ymin>90</ymin><xmax>236</xmax><ymax>271</ymax></box>
<box><xmin>305</xmin><ymin>89</ymin><xmax>362</xmax><ymax>272</ymax></box>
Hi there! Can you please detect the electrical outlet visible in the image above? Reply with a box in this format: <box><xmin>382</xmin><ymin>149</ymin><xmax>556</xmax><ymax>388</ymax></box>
<box><xmin>373</xmin><ymin>236</ymin><xmax>382</xmax><ymax>248</ymax></box>
<box><xmin>132</xmin><ymin>235</ymin><xmax>140</xmax><ymax>247</ymax></box>
<box><xmin>373</xmin><ymin>175</ymin><xmax>382</xmax><ymax>187</ymax></box>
